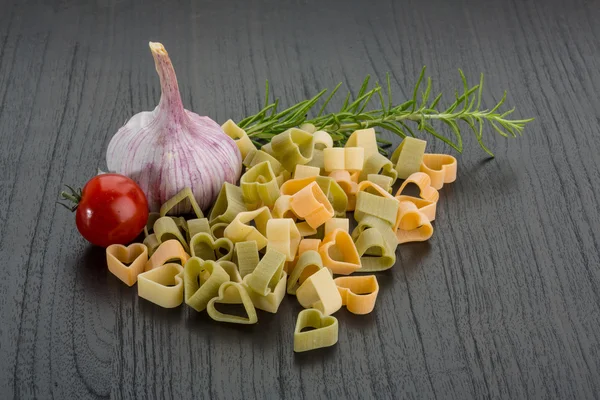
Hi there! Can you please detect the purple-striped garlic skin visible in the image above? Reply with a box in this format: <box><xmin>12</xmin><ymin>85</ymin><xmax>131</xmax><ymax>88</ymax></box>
<box><xmin>106</xmin><ymin>42</ymin><xmax>242</xmax><ymax>213</ymax></box>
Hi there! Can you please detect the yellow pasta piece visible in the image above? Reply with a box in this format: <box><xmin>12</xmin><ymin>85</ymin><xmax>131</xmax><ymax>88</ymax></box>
<box><xmin>358</xmin><ymin>153</ymin><xmax>398</xmax><ymax>184</ymax></box>
<box><xmin>261</xmin><ymin>142</ymin><xmax>274</xmax><ymax>156</ymax></box>
<box><xmin>244</xmin><ymin>249</ymin><xmax>286</xmax><ymax>296</ymax></box>
<box><xmin>312</xmin><ymin>130</ymin><xmax>333</xmax><ymax>148</ymax></box>
<box><xmin>270</xmin><ymin>128</ymin><xmax>314</xmax><ymax>172</ymax></box>
<box><xmin>293</xmin><ymin>309</ymin><xmax>338</xmax><ymax>352</ymax></box>
<box><xmin>294</xmin><ymin>164</ymin><xmax>321</xmax><ymax>179</ymax></box>
<box><xmin>420</xmin><ymin>153</ymin><xmax>457</xmax><ymax>189</ymax></box>
<box><xmin>287</xmin><ymin>250</ymin><xmax>325</xmax><ymax>295</ymax></box>
<box><xmin>323</xmin><ymin>148</ymin><xmax>345</xmax><ymax>171</ymax></box>
<box><xmin>189</xmin><ymin>232</ymin><xmax>234</xmax><ymax>261</ymax></box>
<box><xmin>184</xmin><ymin>257</ymin><xmax>230</xmax><ymax>312</ymax></box>
<box><xmin>240</xmin><ymin>161</ymin><xmax>280</xmax><ymax>210</ymax></box>
<box><xmin>396</xmin><ymin>201</ymin><xmax>434</xmax><ymax>243</ymax></box>
<box><xmin>137</xmin><ymin>263</ymin><xmax>184</xmax><ymax>308</ymax></box>
<box><xmin>234</xmin><ymin>241</ymin><xmax>260</xmax><ymax>278</ymax></box>
<box><xmin>266</xmin><ymin>219</ymin><xmax>301</xmax><ymax>261</ymax></box>
<box><xmin>272</xmin><ymin>195</ymin><xmax>297</xmax><ymax>220</ymax></box>
<box><xmin>154</xmin><ymin>216</ymin><xmax>190</xmax><ymax>253</ymax></box>
<box><xmin>324</xmin><ymin>218</ymin><xmax>349</xmax><ymax>236</ymax></box>
<box><xmin>395</xmin><ymin>171</ymin><xmax>440</xmax><ymax>203</ymax></box>
<box><xmin>106</xmin><ymin>243</ymin><xmax>148</xmax><ymax>286</ymax></box>
<box><xmin>242</xmin><ymin>271</ymin><xmax>287</xmax><ymax>313</ymax></box>
<box><xmin>328</xmin><ymin>170</ymin><xmax>358</xmax><ymax>211</ymax></box>
<box><xmin>296</xmin><ymin>221</ymin><xmax>317</xmax><ymax>237</ymax></box>
<box><xmin>367</xmin><ymin>174</ymin><xmax>393</xmax><ymax>193</ymax></box>
<box><xmin>206</xmin><ymin>282</ymin><xmax>258</xmax><ymax>324</ymax></box>
<box><xmin>299</xmin><ymin>123</ymin><xmax>317</xmax><ymax>133</ymax></box>
<box><xmin>290</xmin><ymin>182</ymin><xmax>334</xmax><ymax>229</ymax></box>
<box><xmin>323</xmin><ymin>147</ymin><xmax>365</xmax><ymax>172</ymax></box>
<box><xmin>354</xmin><ymin>228</ymin><xmax>396</xmax><ymax>271</ymax></box>
<box><xmin>223</xmin><ymin>206</ymin><xmax>272</xmax><ymax>250</ymax></box>
<box><xmin>334</xmin><ymin>275</ymin><xmax>379</xmax><ymax>315</ymax></box>
<box><xmin>319</xmin><ymin>229</ymin><xmax>361</xmax><ymax>275</ymax></box>
<box><xmin>345</xmin><ymin>128</ymin><xmax>378</xmax><ymax>161</ymax></box>
<box><xmin>159</xmin><ymin>187</ymin><xmax>204</xmax><ymax>218</ymax></box>
<box><xmin>296</xmin><ymin>267</ymin><xmax>342</xmax><ymax>315</ymax></box>
<box><xmin>344</xmin><ymin>147</ymin><xmax>365</xmax><ymax>172</ymax></box>
<box><xmin>391</xmin><ymin>137</ymin><xmax>427</xmax><ymax>179</ymax></box>
<box><xmin>143</xmin><ymin>233</ymin><xmax>160</xmax><ymax>257</ymax></box>
<box><xmin>221</xmin><ymin>119</ymin><xmax>255</xmax><ymax>159</ymax></box>
<box><xmin>186</xmin><ymin>218</ymin><xmax>211</xmax><ymax>242</ymax></box>
<box><xmin>145</xmin><ymin>239</ymin><xmax>190</xmax><ymax>271</ymax></box>
<box><xmin>209</xmin><ymin>182</ymin><xmax>246</xmax><ymax>226</ymax></box>
<box><xmin>210</xmin><ymin>222</ymin><xmax>228</xmax><ymax>239</ymax></box>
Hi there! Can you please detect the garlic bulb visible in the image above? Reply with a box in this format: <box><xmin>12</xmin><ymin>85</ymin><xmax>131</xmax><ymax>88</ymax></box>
<box><xmin>107</xmin><ymin>42</ymin><xmax>242</xmax><ymax>212</ymax></box>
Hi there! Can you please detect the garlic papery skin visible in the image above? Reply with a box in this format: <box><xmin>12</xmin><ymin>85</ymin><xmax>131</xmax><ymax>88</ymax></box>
<box><xmin>106</xmin><ymin>42</ymin><xmax>242</xmax><ymax>213</ymax></box>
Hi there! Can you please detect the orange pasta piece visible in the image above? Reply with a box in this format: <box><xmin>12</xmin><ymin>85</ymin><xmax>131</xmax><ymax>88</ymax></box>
<box><xmin>290</xmin><ymin>182</ymin><xmax>334</xmax><ymax>229</ymax></box>
<box><xmin>318</xmin><ymin>229</ymin><xmax>361</xmax><ymax>275</ymax></box>
<box><xmin>420</xmin><ymin>153</ymin><xmax>457</xmax><ymax>189</ymax></box>
<box><xmin>334</xmin><ymin>275</ymin><xmax>379</xmax><ymax>315</ymax></box>
<box><xmin>145</xmin><ymin>239</ymin><xmax>190</xmax><ymax>272</ymax></box>
<box><xmin>106</xmin><ymin>243</ymin><xmax>148</xmax><ymax>286</ymax></box>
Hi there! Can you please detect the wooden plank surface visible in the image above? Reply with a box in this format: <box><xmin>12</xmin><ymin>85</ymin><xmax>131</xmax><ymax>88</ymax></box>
<box><xmin>0</xmin><ymin>0</ymin><xmax>599</xmax><ymax>398</ymax></box>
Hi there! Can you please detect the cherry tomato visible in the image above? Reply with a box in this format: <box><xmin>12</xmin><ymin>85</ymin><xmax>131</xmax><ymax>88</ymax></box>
<box><xmin>74</xmin><ymin>174</ymin><xmax>149</xmax><ymax>247</ymax></box>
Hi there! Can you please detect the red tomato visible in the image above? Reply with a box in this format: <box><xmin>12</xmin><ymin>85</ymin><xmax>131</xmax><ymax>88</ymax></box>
<box><xmin>75</xmin><ymin>174</ymin><xmax>149</xmax><ymax>247</ymax></box>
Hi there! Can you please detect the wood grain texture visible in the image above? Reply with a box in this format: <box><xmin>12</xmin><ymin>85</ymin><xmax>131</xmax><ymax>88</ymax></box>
<box><xmin>0</xmin><ymin>0</ymin><xmax>599</xmax><ymax>399</ymax></box>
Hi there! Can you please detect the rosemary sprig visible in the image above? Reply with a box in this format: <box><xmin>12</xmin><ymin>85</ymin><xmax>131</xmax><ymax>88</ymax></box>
<box><xmin>237</xmin><ymin>67</ymin><xmax>534</xmax><ymax>157</ymax></box>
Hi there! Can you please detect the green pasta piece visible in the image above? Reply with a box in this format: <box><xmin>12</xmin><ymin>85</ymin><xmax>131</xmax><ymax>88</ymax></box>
<box><xmin>358</xmin><ymin>153</ymin><xmax>398</xmax><ymax>184</ymax></box>
<box><xmin>242</xmin><ymin>271</ymin><xmax>287</xmax><ymax>313</ymax></box>
<box><xmin>306</xmin><ymin>148</ymin><xmax>326</xmax><ymax>174</ymax></box>
<box><xmin>287</xmin><ymin>250</ymin><xmax>325</xmax><ymax>295</ymax></box>
<box><xmin>234</xmin><ymin>241</ymin><xmax>261</xmax><ymax>278</ymax></box>
<box><xmin>208</xmin><ymin>182</ymin><xmax>246</xmax><ymax>226</ymax></box>
<box><xmin>245</xmin><ymin>249</ymin><xmax>286</xmax><ymax>296</ymax></box>
<box><xmin>294</xmin><ymin>309</ymin><xmax>339</xmax><ymax>352</ymax></box>
<box><xmin>354</xmin><ymin>228</ymin><xmax>396</xmax><ymax>272</ymax></box>
<box><xmin>211</xmin><ymin>222</ymin><xmax>229</xmax><ymax>239</ymax></box>
<box><xmin>143</xmin><ymin>233</ymin><xmax>160</xmax><ymax>257</ymax></box>
<box><xmin>218</xmin><ymin>261</ymin><xmax>242</xmax><ymax>283</ymax></box>
<box><xmin>187</xmin><ymin>218</ymin><xmax>211</xmax><ymax>241</ymax></box>
<box><xmin>240</xmin><ymin>161</ymin><xmax>281</xmax><ymax>210</ymax></box>
<box><xmin>367</xmin><ymin>174</ymin><xmax>393</xmax><ymax>193</ymax></box>
<box><xmin>189</xmin><ymin>233</ymin><xmax>233</xmax><ymax>262</ymax></box>
<box><xmin>159</xmin><ymin>187</ymin><xmax>204</xmax><ymax>218</ymax></box>
<box><xmin>243</xmin><ymin>149</ymin><xmax>287</xmax><ymax>177</ymax></box>
<box><xmin>144</xmin><ymin>212</ymin><xmax>161</xmax><ymax>236</ymax></box>
<box><xmin>206</xmin><ymin>282</ymin><xmax>258</xmax><ymax>324</ymax></box>
<box><xmin>390</xmin><ymin>137</ymin><xmax>427</xmax><ymax>179</ymax></box>
<box><xmin>315</xmin><ymin>176</ymin><xmax>348</xmax><ymax>218</ymax></box>
<box><xmin>184</xmin><ymin>257</ymin><xmax>230</xmax><ymax>312</ymax></box>
<box><xmin>171</xmin><ymin>216</ymin><xmax>189</xmax><ymax>235</ymax></box>
<box><xmin>351</xmin><ymin>215</ymin><xmax>398</xmax><ymax>253</ymax></box>
<box><xmin>354</xmin><ymin>191</ymin><xmax>399</xmax><ymax>227</ymax></box>
<box><xmin>270</xmin><ymin>128</ymin><xmax>314</xmax><ymax>172</ymax></box>
<box><xmin>154</xmin><ymin>217</ymin><xmax>190</xmax><ymax>253</ymax></box>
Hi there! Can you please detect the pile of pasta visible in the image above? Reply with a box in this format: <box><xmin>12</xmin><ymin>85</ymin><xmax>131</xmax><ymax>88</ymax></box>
<box><xmin>105</xmin><ymin>125</ymin><xmax>457</xmax><ymax>352</ymax></box>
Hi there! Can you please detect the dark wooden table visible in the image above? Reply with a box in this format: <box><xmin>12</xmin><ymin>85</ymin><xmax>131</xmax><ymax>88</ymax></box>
<box><xmin>1</xmin><ymin>0</ymin><xmax>599</xmax><ymax>398</ymax></box>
